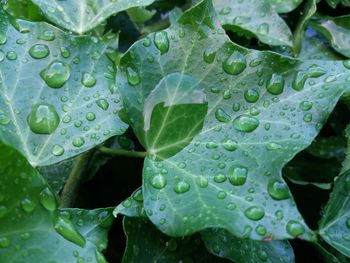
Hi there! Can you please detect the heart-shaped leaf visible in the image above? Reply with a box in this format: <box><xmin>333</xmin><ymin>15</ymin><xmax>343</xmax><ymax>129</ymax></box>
<box><xmin>0</xmin><ymin>8</ymin><xmax>127</xmax><ymax>167</ymax></box>
<box><xmin>117</xmin><ymin>0</ymin><xmax>350</xmax><ymax>240</ymax></box>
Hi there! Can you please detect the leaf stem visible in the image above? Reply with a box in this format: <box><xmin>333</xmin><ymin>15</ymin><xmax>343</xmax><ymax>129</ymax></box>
<box><xmin>60</xmin><ymin>152</ymin><xmax>92</xmax><ymax>208</ymax></box>
<box><xmin>98</xmin><ymin>146</ymin><xmax>148</xmax><ymax>158</ymax></box>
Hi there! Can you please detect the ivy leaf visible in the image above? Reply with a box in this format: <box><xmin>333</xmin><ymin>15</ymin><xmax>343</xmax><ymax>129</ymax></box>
<box><xmin>0</xmin><ymin>8</ymin><xmax>127</xmax><ymax>167</ymax></box>
<box><xmin>31</xmin><ymin>0</ymin><xmax>156</xmax><ymax>34</ymax></box>
<box><xmin>117</xmin><ymin>0</ymin><xmax>350</xmax><ymax>240</ymax></box>
<box><xmin>201</xmin><ymin>229</ymin><xmax>295</xmax><ymax>263</ymax></box>
<box><xmin>269</xmin><ymin>0</ymin><xmax>303</xmax><ymax>13</ymax></box>
<box><xmin>0</xmin><ymin>142</ymin><xmax>113</xmax><ymax>262</ymax></box>
<box><xmin>213</xmin><ymin>0</ymin><xmax>296</xmax><ymax>47</ymax></box>
<box><xmin>114</xmin><ymin>188</ymin><xmax>146</xmax><ymax>218</ymax></box>
<box><xmin>311</xmin><ymin>14</ymin><xmax>350</xmax><ymax>58</ymax></box>
<box><xmin>319</xmin><ymin>169</ymin><xmax>350</xmax><ymax>257</ymax></box>
<box><xmin>122</xmin><ymin>217</ymin><xmax>229</xmax><ymax>263</ymax></box>
<box><xmin>3</xmin><ymin>0</ymin><xmax>44</xmax><ymax>21</ymax></box>
<box><xmin>315</xmin><ymin>242</ymin><xmax>350</xmax><ymax>263</ymax></box>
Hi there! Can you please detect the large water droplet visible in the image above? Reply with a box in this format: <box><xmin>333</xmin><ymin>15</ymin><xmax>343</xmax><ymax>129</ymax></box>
<box><xmin>82</xmin><ymin>73</ymin><xmax>96</xmax><ymax>88</ymax></box>
<box><xmin>267</xmin><ymin>179</ymin><xmax>290</xmax><ymax>200</ymax></box>
<box><xmin>27</xmin><ymin>104</ymin><xmax>60</xmax><ymax>135</ymax></box>
<box><xmin>173</xmin><ymin>180</ymin><xmax>190</xmax><ymax>194</ymax></box>
<box><xmin>39</xmin><ymin>187</ymin><xmax>57</xmax><ymax>211</ymax></box>
<box><xmin>228</xmin><ymin>165</ymin><xmax>248</xmax><ymax>186</ymax></box>
<box><xmin>244</xmin><ymin>206</ymin><xmax>265</xmax><ymax>221</ymax></box>
<box><xmin>54</xmin><ymin>216</ymin><xmax>86</xmax><ymax>247</ymax></box>
<box><xmin>215</xmin><ymin>108</ymin><xmax>231</xmax><ymax>123</ymax></box>
<box><xmin>150</xmin><ymin>174</ymin><xmax>167</xmax><ymax>189</ymax></box>
<box><xmin>29</xmin><ymin>44</ymin><xmax>50</xmax><ymax>59</ymax></box>
<box><xmin>154</xmin><ymin>31</ymin><xmax>169</xmax><ymax>54</ymax></box>
<box><xmin>233</xmin><ymin>115</ymin><xmax>259</xmax><ymax>132</ymax></box>
<box><xmin>40</xmin><ymin>61</ymin><xmax>70</xmax><ymax>89</ymax></box>
<box><xmin>223</xmin><ymin>51</ymin><xmax>246</xmax><ymax>75</ymax></box>
<box><xmin>286</xmin><ymin>220</ymin><xmax>305</xmax><ymax>237</ymax></box>
<box><xmin>266</xmin><ymin>74</ymin><xmax>284</xmax><ymax>95</ymax></box>
<box><xmin>292</xmin><ymin>65</ymin><xmax>326</xmax><ymax>91</ymax></box>
<box><xmin>126</xmin><ymin>67</ymin><xmax>140</xmax><ymax>86</ymax></box>
<box><xmin>96</xmin><ymin>99</ymin><xmax>109</xmax><ymax>111</ymax></box>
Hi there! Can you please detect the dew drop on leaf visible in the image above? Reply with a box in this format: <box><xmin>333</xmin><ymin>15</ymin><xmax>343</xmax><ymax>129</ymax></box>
<box><xmin>126</xmin><ymin>67</ymin><xmax>140</xmax><ymax>86</ymax></box>
<box><xmin>40</xmin><ymin>61</ymin><xmax>71</xmax><ymax>89</ymax></box>
<box><xmin>82</xmin><ymin>73</ymin><xmax>96</xmax><ymax>88</ymax></box>
<box><xmin>54</xmin><ymin>216</ymin><xmax>86</xmax><ymax>247</ymax></box>
<box><xmin>244</xmin><ymin>89</ymin><xmax>260</xmax><ymax>103</ymax></box>
<box><xmin>228</xmin><ymin>165</ymin><xmax>248</xmax><ymax>186</ymax></box>
<box><xmin>0</xmin><ymin>114</ymin><xmax>10</xmax><ymax>125</ymax></box>
<box><xmin>0</xmin><ymin>237</ymin><xmax>10</xmax><ymax>248</ymax></box>
<box><xmin>215</xmin><ymin>108</ymin><xmax>231</xmax><ymax>123</ymax></box>
<box><xmin>39</xmin><ymin>187</ymin><xmax>57</xmax><ymax>211</ymax></box>
<box><xmin>266</xmin><ymin>73</ymin><xmax>284</xmax><ymax>95</ymax></box>
<box><xmin>20</xmin><ymin>198</ymin><xmax>36</xmax><ymax>214</ymax></box>
<box><xmin>6</xmin><ymin>51</ymin><xmax>17</xmax><ymax>60</ymax></box>
<box><xmin>173</xmin><ymin>180</ymin><xmax>190</xmax><ymax>194</ymax></box>
<box><xmin>257</xmin><ymin>23</ymin><xmax>269</xmax><ymax>35</ymax></box>
<box><xmin>154</xmin><ymin>31</ymin><xmax>169</xmax><ymax>54</ymax></box>
<box><xmin>196</xmin><ymin>176</ymin><xmax>208</xmax><ymax>188</ymax></box>
<box><xmin>214</xmin><ymin>173</ymin><xmax>227</xmax><ymax>183</ymax></box>
<box><xmin>267</xmin><ymin>179</ymin><xmax>290</xmax><ymax>200</ymax></box>
<box><xmin>299</xmin><ymin>101</ymin><xmax>313</xmax><ymax>111</ymax></box>
<box><xmin>0</xmin><ymin>32</ymin><xmax>6</xmax><ymax>45</ymax></box>
<box><xmin>72</xmin><ymin>137</ymin><xmax>85</xmax><ymax>148</ymax></box>
<box><xmin>203</xmin><ymin>48</ymin><xmax>216</xmax><ymax>64</ymax></box>
<box><xmin>150</xmin><ymin>174</ymin><xmax>167</xmax><ymax>189</ymax></box>
<box><xmin>221</xmin><ymin>139</ymin><xmax>238</xmax><ymax>151</ymax></box>
<box><xmin>27</xmin><ymin>104</ymin><xmax>60</xmax><ymax>135</ymax></box>
<box><xmin>255</xmin><ymin>225</ymin><xmax>267</xmax><ymax>236</ymax></box>
<box><xmin>233</xmin><ymin>115</ymin><xmax>259</xmax><ymax>132</ymax></box>
<box><xmin>86</xmin><ymin>112</ymin><xmax>96</xmax><ymax>121</ymax></box>
<box><xmin>29</xmin><ymin>44</ymin><xmax>50</xmax><ymax>59</ymax></box>
<box><xmin>38</xmin><ymin>30</ymin><xmax>55</xmax><ymax>41</ymax></box>
<box><xmin>292</xmin><ymin>65</ymin><xmax>326</xmax><ymax>91</ymax></box>
<box><xmin>244</xmin><ymin>206</ymin><xmax>265</xmax><ymax>221</ymax></box>
<box><xmin>51</xmin><ymin>144</ymin><xmax>64</xmax><ymax>156</ymax></box>
<box><xmin>286</xmin><ymin>220</ymin><xmax>305</xmax><ymax>237</ymax></box>
<box><xmin>223</xmin><ymin>51</ymin><xmax>247</xmax><ymax>75</ymax></box>
<box><xmin>96</xmin><ymin>99</ymin><xmax>109</xmax><ymax>111</ymax></box>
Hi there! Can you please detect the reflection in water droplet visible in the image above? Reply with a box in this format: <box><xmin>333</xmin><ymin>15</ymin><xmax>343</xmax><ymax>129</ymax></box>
<box><xmin>244</xmin><ymin>89</ymin><xmax>259</xmax><ymax>103</ymax></box>
<box><xmin>27</xmin><ymin>104</ymin><xmax>60</xmax><ymax>135</ymax></box>
<box><xmin>96</xmin><ymin>99</ymin><xmax>109</xmax><ymax>111</ymax></box>
<box><xmin>52</xmin><ymin>144</ymin><xmax>64</xmax><ymax>156</ymax></box>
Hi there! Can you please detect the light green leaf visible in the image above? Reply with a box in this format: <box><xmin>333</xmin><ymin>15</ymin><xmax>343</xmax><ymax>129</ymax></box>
<box><xmin>122</xmin><ymin>217</ymin><xmax>228</xmax><ymax>263</ymax></box>
<box><xmin>3</xmin><ymin>0</ymin><xmax>44</xmax><ymax>21</ymax></box>
<box><xmin>0</xmin><ymin>8</ymin><xmax>127</xmax><ymax>167</ymax></box>
<box><xmin>311</xmin><ymin>14</ymin><xmax>350</xmax><ymax>58</ymax></box>
<box><xmin>118</xmin><ymin>0</ymin><xmax>350</xmax><ymax>240</ymax></box>
<box><xmin>0</xmin><ymin>142</ymin><xmax>113</xmax><ymax>263</ymax></box>
<box><xmin>213</xmin><ymin>0</ymin><xmax>295</xmax><ymax>47</ymax></box>
<box><xmin>31</xmin><ymin>0</ymin><xmax>156</xmax><ymax>34</ymax></box>
<box><xmin>202</xmin><ymin>228</ymin><xmax>295</xmax><ymax>263</ymax></box>
<box><xmin>319</xmin><ymin>169</ymin><xmax>350</xmax><ymax>257</ymax></box>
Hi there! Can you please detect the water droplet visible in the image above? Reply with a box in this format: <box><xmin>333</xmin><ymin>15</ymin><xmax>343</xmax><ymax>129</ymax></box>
<box><xmin>0</xmin><ymin>114</ymin><xmax>10</xmax><ymax>125</ymax></box>
<box><xmin>227</xmin><ymin>202</ymin><xmax>236</xmax><ymax>210</ymax></box>
<box><xmin>217</xmin><ymin>191</ymin><xmax>227</xmax><ymax>199</ymax></box>
<box><xmin>82</xmin><ymin>73</ymin><xmax>96</xmax><ymax>88</ymax></box>
<box><xmin>244</xmin><ymin>89</ymin><xmax>259</xmax><ymax>103</ymax></box>
<box><xmin>0</xmin><ymin>33</ymin><xmax>6</xmax><ymax>45</ymax></box>
<box><xmin>232</xmin><ymin>103</ymin><xmax>241</xmax><ymax>112</ymax></box>
<box><xmin>233</xmin><ymin>115</ymin><xmax>259</xmax><ymax>132</ymax></box>
<box><xmin>27</xmin><ymin>104</ymin><xmax>60</xmax><ymax>135</ymax></box>
<box><xmin>267</xmin><ymin>179</ymin><xmax>289</xmax><ymax>200</ymax></box>
<box><xmin>203</xmin><ymin>48</ymin><xmax>216</xmax><ymax>64</ymax></box>
<box><xmin>20</xmin><ymin>199</ymin><xmax>36</xmax><ymax>213</ymax></box>
<box><xmin>60</xmin><ymin>47</ymin><xmax>70</xmax><ymax>58</ymax></box>
<box><xmin>303</xmin><ymin>113</ymin><xmax>312</xmax><ymax>122</ymax></box>
<box><xmin>244</xmin><ymin>206</ymin><xmax>265</xmax><ymax>221</ymax></box>
<box><xmin>86</xmin><ymin>112</ymin><xmax>96</xmax><ymax>121</ymax></box>
<box><xmin>154</xmin><ymin>31</ymin><xmax>169</xmax><ymax>54</ymax></box>
<box><xmin>54</xmin><ymin>216</ymin><xmax>86</xmax><ymax>247</ymax></box>
<box><xmin>215</xmin><ymin>108</ymin><xmax>231</xmax><ymax>123</ymax></box>
<box><xmin>150</xmin><ymin>174</ymin><xmax>167</xmax><ymax>189</ymax></box>
<box><xmin>0</xmin><ymin>237</ymin><xmax>10</xmax><ymax>248</ymax></box>
<box><xmin>299</xmin><ymin>101</ymin><xmax>313</xmax><ymax>111</ymax></box>
<box><xmin>257</xmin><ymin>249</ymin><xmax>268</xmax><ymax>261</ymax></box>
<box><xmin>173</xmin><ymin>180</ymin><xmax>190</xmax><ymax>194</ymax></box>
<box><xmin>228</xmin><ymin>165</ymin><xmax>248</xmax><ymax>186</ymax></box>
<box><xmin>96</xmin><ymin>99</ymin><xmax>109</xmax><ymax>111</ymax></box>
<box><xmin>223</xmin><ymin>51</ymin><xmax>246</xmax><ymax>75</ymax></box>
<box><xmin>292</xmin><ymin>65</ymin><xmax>326</xmax><ymax>91</ymax></box>
<box><xmin>29</xmin><ymin>44</ymin><xmax>50</xmax><ymax>59</ymax></box>
<box><xmin>95</xmin><ymin>249</ymin><xmax>107</xmax><ymax>263</ymax></box>
<box><xmin>222</xmin><ymin>139</ymin><xmax>237</xmax><ymax>151</ymax></box>
<box><xmin>266</xmin><ymin>142</ymin><xmax>282</xmax><ymax>151</ymax></box>
<box><xmin>126</xmin><ymin>67</ymin><xmax>140</xmax><ymax>86</ymax></box>
<box><xmin>196</xmin><ymin>176</ymin><xmax>208</xmax><ymax>188</ymax></box>
<box><xmin>266</xmin><ymin>74</ymin><xmax>284</xmax><ymax>95</ymax></box>
<box><xmin>132</xmin><ymin>189</ymin><xmax>143</xmax><ymax>202</ymax></box>
<box><xmin>72</xmin><ymin>137</ymin><xmax>85</xmax><ymax>148</ymax></box>
<box><xmin>40</xmin><ymin>61</ymin><xmax>70</xmax><ymax>89</ymax></box>
<box><xmin>255</xmin><ymin>225</ymin><xmax>267</xmax><ymax>236</ymax></box>
<box><xmin>39</xmin><ymin>30</ymin><xmax>55</xmax><ymax>41</ymax></box>
<box><xmin>214</xmin><ymin>173</ymin><xmax>227</xmax><ymax>183</ymax></box>
<box><xmin>286</xmin><ymin>220</ymin><xmax>305</xmax><ymax>237</ymax></box>
<box><xmin>219</xmin><ymin>6</ymin><xmax>231</xmax><ymax>15</ymax></box>
<box><xmin>52</xmin><ymin>144</ymin><xmax>64</xmax><ymax>156</ymax></box>
<box><xmin>6</xmin><ymin>51</ymin><xmax>17</xmax><ymax>60</ymax></box>
<box><xmin>40</xmin><ymin>187</ymin><xmax>57</xmax><ymax>211</ymax></box>
<box><xmin>206</xmin><ymin>142</ymin><xmax>218</xmax><ymax>149</ymax></box>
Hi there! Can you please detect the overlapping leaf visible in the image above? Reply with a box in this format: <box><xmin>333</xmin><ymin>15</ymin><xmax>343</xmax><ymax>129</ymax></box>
<box><xmin>319</xmin><ymin>169</ymin><xmax>350</xmax><ymax>257</ymax></box>
<box><xmin>0</xmin><ymin>142</ymin><xmax>113</xmax><ymax>263</ymax></box>
<box><xmin>213</xmin><ymin>0</ymin><xmax>302</xmax><ymax>48</ymax></box>
<box><xmin>117</xmin><ymin>0</ymin><xmax>350</xmax><ymax>240</ymax></box>
<box><xmin>0</xmin><ymin>8</ymin><xmax>127</xmax><ymax>167</ymax></box>
<box><xmin>31</xmin><ymin>0</ymin><xmax>155</xmax><ymax>34</ymax></box>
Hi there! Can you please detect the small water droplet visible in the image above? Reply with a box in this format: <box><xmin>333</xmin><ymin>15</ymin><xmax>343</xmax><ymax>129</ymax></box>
<box><xmin>40</xmin><ymin>61</ymin><xmax>70</xmax><ymax>89</ymax></box>
<box><xmin>72</xmin><ymin>137</ymin><xmax>85</xmax><ymax>148</ymax></box>
<box><xmin>39</xmin><ymin>30</ymin><xmax>55</xmax><ymax>41</ymax></box>
<box><xmin>258</xmin><ymin>23</ymin><xmax>269</xmax><ymax>35</ymax></box>
<box><xmin>244</xmin><ymin>206</ymin><xmax>265</xmax><ymax>221</ymax></box>
<box><xmin>96</xmin><ymin>99</ymin><xmax>109</xmax><ymax>111</ymax></box>
<box><xmin>150</xmin><ymin>174</ymin><xmax>167</xmax><ymax>189</ymax></box>
<box><xmin>39</xmin><ymin>187</ymin><xmax>57</xmax><ymax>211</ymax></box>
<box><xmin>228</xmin><ymin>165</ymin><xmax>248</xmax><ymax>186</ymax></box>
<box><xmin>255</xmin><ymin>225</ymin><xmax>267</xmax><ymax>236</ymax></box>
<box><xmin>0</xmin><ymin>114</ymin><xmax>10</xmax><ymax>125</ymax></box>
<box><xmin>292</xmin><ymin>65</ymin><xmax>326</xmax><ymax>91</ymax></box>
<box><xmin>6</xmin><ymin>51</ymin><xmax>17</xmax><ymax>60</ymax></box>
<box><xmin>299</xmin><ymin>101</ymin><xmax>313</xmax><ymax>111</ymax></box>
<box><xmin>203</xmin><ymin>48</ymin><xmax>216</xmax><ymax>64</ymax></box>
<box><xmin>0</xmin><ymin>33</ymin><xmax>7</xmax><ymax>45</ymax></box>
<box><xmin>223</xmin><ymin>51</ymin><xmax>246</xmax><ymax>75</ymax></box>
<box><xmin>54</xmin><ymin>216</ymin><xmax>86</xmax><ymax>247</ymax></box>
<box><xmin>82</xmin><ymin>73</ymin><xmax>96</xmax><ymax>88</ymax></box>
<box><xmin>233</xmin><ymin>115</ymin><xmax>259</xmax><ymax>132</ymax></box>
<box><xmin>214</xmin><ymin>173</ymin><xmax>227</xmax><ymax>183</ymax></box>
<box><xmin>154</xmin><ymin>31</ymin><xmax>169</xmax><ymax>54</ymax></box>
<box><xmin>0</xmin><ymin>237</ymin><xmax>10</xmax><ymax>248</ymax></box>
<box><xmin>221</xmin><ymin>139</ymin><xmax>237</xmax><ymax>151</ymax></box>
<box><xmin>244</xmin><ymin>89</ymin><xmax>259</xmax><ymax>103</ymax></box>
<box><xmin>266</xmin><ymin>74</ymin><xmax>284</xmax><ymax>95</ymax></box>
<box><xmin>173</xmin><ymin>180</ymin><xmax>190</xmax><ymax>194</ymax></box>
<box><xmin>196</xmin><ymin>176</ymin><xmax>208</xmax><ymax>188</ymax></box>
<box><xmin>52</xmin><ymin>144</ymin><xmax>64</xmax><ymax>156</ymax></box>
<box><xmin>20</xmin><ymin>199</ymin><xmax>36</xmax><ymax>213</ymax></box>
<box><xmin>27</xmin><ymin>104</ymin><xmax>60</xmax><ymax>135</ymax></box>
<box><xmin>86</xmin><ymin>112</ymin><xmax>96</xmax><ymax>121</ymax></box>
<box><xmin>215</xmin><ymin>108</ymin><xmax>231</xmax><ymax>123</ymax></box>
<box><xmin>29</xmin><ymin>44</ymin><xmax>50</xmax><ymax>59</ymax></box>
<box><xmin>126</xmin><ymin>67</ymin><xmax>140</xmax><ymax>86</ymax></box>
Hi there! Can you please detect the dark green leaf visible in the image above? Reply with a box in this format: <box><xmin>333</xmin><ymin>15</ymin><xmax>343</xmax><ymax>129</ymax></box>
<box><xmin>326</xmin><ymin>0</ymin><xmax>350</xmax><ymax>8</ymax></box>
<box><xmin>0</xmin><ymin>142</ymin><xmax>113</xmax><ymax>262</ymax></box>
<box><xmin>0</xmin><ymin>8</ymin><xmax>127</xmax><ymax>167</ymax></box>
<box><xmin>3</xmin><ymin>0</ymin><xmax>44</xmax><ymax>21</ymax></box>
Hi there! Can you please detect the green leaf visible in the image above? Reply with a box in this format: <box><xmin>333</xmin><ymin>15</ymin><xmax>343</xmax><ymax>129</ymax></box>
<box><xmin>127</xmin><ymin>7</ymin><xmax>156</xmax><ymax>24</ymax></box>
<box><xmin>3</xmin><ymin>0</ymin><xmax>44</xmax><ymax>21</ymax></box>
<box><xmin>213</xmin><ymin>0</ymin><xmax>296</xmax><ymax>47</ymax></box>
<box><xmin>31</xmin><ymin>0</ymin><xmax>156</xmax><ymax>34</ymax></box>
<box><xmin>122</xmin><ymin>217</ymin><xmax>228</xmax><ymax>263</ymax></box>
<box><xmin>0</xmin><ymin>141</ymin><xmax>113</xmax><ymax>263</ymax></box>
<box><xmin>311</xmin><ymin>14</ymin><xmax>350</xmax><ymax>58</ymax></box>
<box><xmin>326</xmin><ymin>0</ymin><xmax>350</xmax><ymax>8</ymax></box>
<box><xmin>0</xmin><ymin>8</ymin><xmax>127</xmax><ymax>167</ymax></box>
<box><xmin>202</xmin><ymin>228</ymin><xmax>295</xmax><ymax>263</ymax></box>
<box><xmin>269</xmin><ymin>0</ymin><xmax>304</xmax><ymax>13</ymax></box>
<box><xmin>341</xmin><ymin>124</ymin><xmax>350</xmax><ymax>174</ymax></box>
<box><xmin>319</xmin><ymin>169</ymin><xmax>350</xmax><ymax>257</ymax></box>
<box><xmin>118</xmin><ymin>0</ymin><xmax>350</xmax><ymax>240</ymax></box>
<box><xmin>114</xmin><ymin>188</ymin><xmax>146</xmax><ymax>218</ymax></box>
<box><xmin>315</xmin><ymin>242</ymin><xmax>350</xmax><ymax>263</ymax></box>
